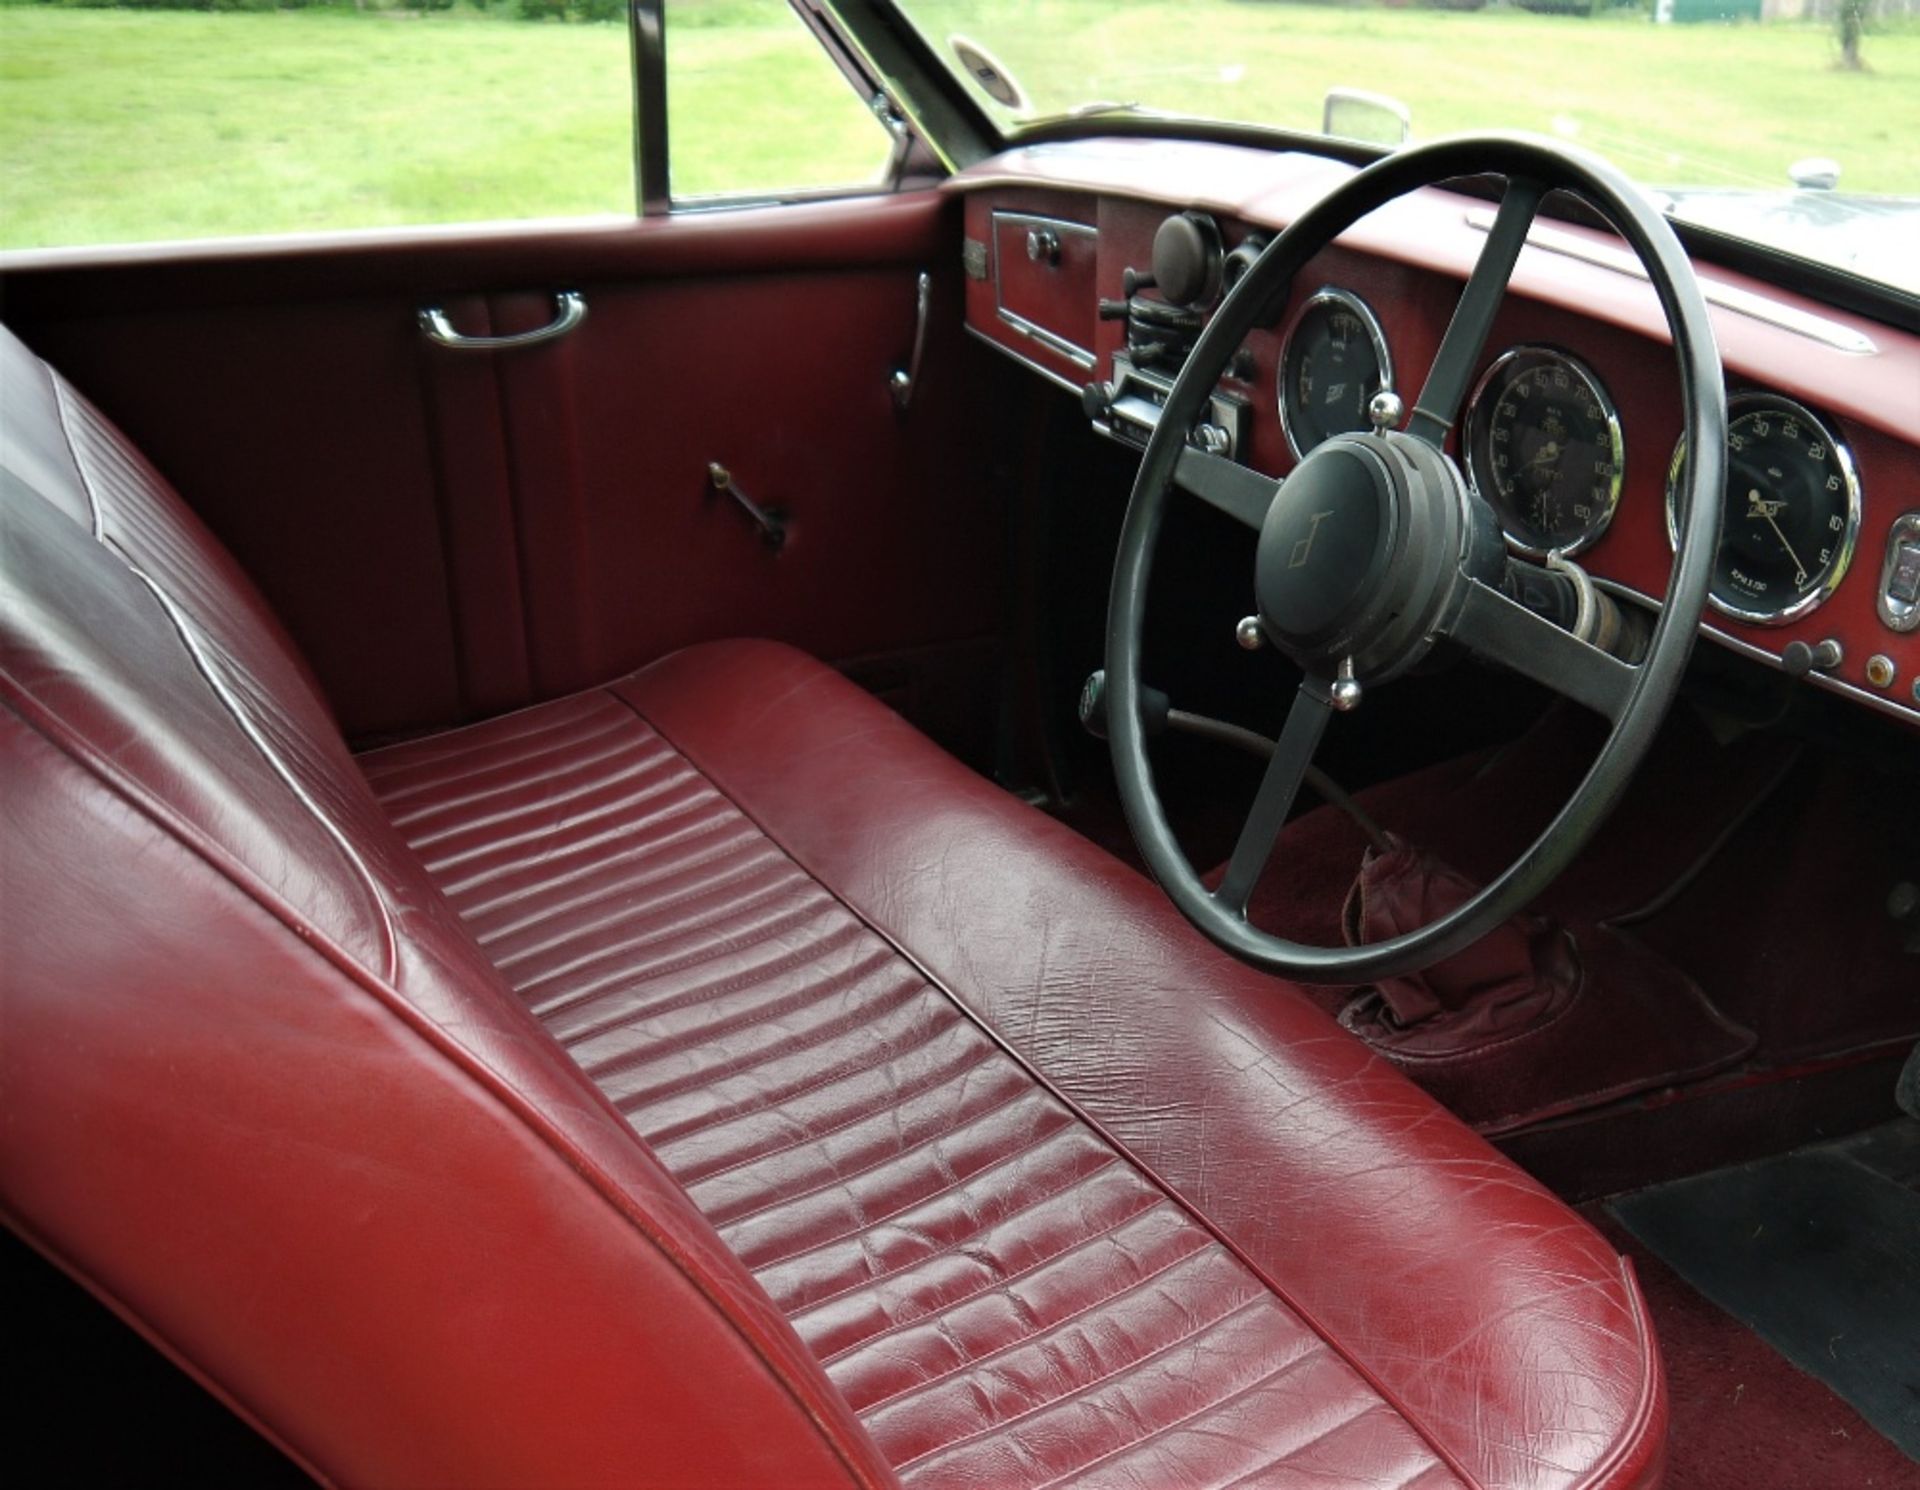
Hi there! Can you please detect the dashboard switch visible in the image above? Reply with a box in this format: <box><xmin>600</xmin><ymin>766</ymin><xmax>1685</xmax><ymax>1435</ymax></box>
<box><xmin>1878</xmin><ymin>512</ymin><xmax>1920</xmax><ymax>633</ymax></box>
<box><xmin>1889</xmin><ymin>541</ymin><xmax>1920</xmax><ymax>605</ymax></box>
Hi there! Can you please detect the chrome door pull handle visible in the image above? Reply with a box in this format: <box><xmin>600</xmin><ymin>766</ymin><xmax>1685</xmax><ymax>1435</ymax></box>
<box><xmin>418</xmin><ymin>291</ymin><xmax>587</xmax><ymax>350</ymax></box>
<box><xmin>890</xmin><ymin>270</ymin><xmax>931</xmax><ymax>412</ymax></box>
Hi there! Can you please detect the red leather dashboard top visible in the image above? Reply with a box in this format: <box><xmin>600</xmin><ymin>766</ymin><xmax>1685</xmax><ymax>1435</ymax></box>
<box><xmin>951</xmin><ymin>140</ymin><xmax>1920</xmax><ymax>728</ymax></box>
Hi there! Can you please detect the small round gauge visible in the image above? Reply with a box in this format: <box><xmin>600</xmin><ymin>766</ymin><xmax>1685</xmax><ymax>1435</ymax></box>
<box><xmin>1465</xmin><ymin>346</ymin><xmax>1624</xmax><ymax>558</ymax></box>
<box><xmin>1665</xmin><ymin>393</ymin><xmax>1862</xmax><ymax>626</ymax></box>
<box><xmin>1279</xmin><ymin>288</ymin><xmax>1393</xmax><ymax>459</ymax></box>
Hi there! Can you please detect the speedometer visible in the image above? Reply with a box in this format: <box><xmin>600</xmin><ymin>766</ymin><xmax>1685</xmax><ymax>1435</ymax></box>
<box><xmin>1465</xmin><ymin>346</ymin><xmax>1623</xmax><ymax>558</ymax></box>
<box><xmin>1666</xmin><ymin>393</ymin><xmax>1862</xmax><ymax>626</ymax></box>
<box><xmin>1278</xmin><ymin>288</ymin><xmax>1392</xmax><ymax>459</ymax></box>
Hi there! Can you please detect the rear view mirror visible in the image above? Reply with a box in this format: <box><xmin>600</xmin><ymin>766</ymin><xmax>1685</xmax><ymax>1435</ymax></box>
<box><xmin>1322</xmin><ymin>88</ymin><xmax>1412</xmax><ymax>147</ymax></box>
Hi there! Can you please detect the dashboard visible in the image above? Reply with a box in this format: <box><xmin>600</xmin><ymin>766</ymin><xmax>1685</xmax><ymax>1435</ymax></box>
<box><xmin>949</xmin><ymin>138</ymin><xmax>1920</xmax><ymax>729</ymax></box>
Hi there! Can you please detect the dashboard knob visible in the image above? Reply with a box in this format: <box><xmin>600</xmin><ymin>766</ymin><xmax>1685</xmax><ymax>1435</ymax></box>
<box><xmin>1781</xmin><ymin>637</ymin><xmax>1843</xmax><ymax>676</ymax></box>
<box><xmin>1191</xmin><ymin>422</ymin><xmax>1232</xmax><ymax>457</ymax></box>
<box><xmin>1081</xmin><ymin>380</ymin><xmax>1115</xmax><ymax>423</ymax></box>
<box><xmin>1151</xmin><ymin>212</ymin><xmax>1224</xmax><ymax>309</ymax></box>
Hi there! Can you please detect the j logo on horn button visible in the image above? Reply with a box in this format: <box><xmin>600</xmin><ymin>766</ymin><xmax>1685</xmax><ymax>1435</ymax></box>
<box><xmin>1289</xmin><ymin>510</ymin><xmax>1334</xmax><ymax>569</ymax></box>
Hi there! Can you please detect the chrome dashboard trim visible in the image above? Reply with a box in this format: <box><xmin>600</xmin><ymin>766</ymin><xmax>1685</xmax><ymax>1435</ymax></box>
<box><xmin>1464</xmin><ymin>208</ymin><xmax>1879</xmax><ymax>356</ymax></box>
<box><xmin>997</xmin><ymin>313</ymin><xmax>1098</xmax><ymax>370</ymax></box>
<box><xmin>964</xmin><ymin>321</ymin><xmax>1085</xmax><ymax>397</ymax></box>
<box><xmin>1595</xmin><ymin>577</ymin><xmax>1917</xmax><ymax>726</ymax></box>
<box><xmin>1277</xmin><ymin>286</ymin><xmax>1395</xmax><ymax>462</ymax></box>
<box><xmin>991</xmin><ymin>211</ymin><xmax>1100</xmax><ymax>370</ymax></box>
<box><xmin>1878</xmin><ymin>511</ymin><xmax>1920</xmax><ymax>634</ymax></box>
<box><xmin>1664</xmin><ymin>392</ymin><xmax>1863</xmax><ymax>627</ymax></box>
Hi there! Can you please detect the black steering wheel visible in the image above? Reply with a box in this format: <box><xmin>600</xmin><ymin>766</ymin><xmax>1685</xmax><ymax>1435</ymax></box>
<box><xmin>1107</xmin><ymin>135</ymin><xmax>1726</xmax><ymax>983</ymax></box>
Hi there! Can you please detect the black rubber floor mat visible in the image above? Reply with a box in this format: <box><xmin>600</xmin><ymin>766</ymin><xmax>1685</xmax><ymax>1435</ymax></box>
<box><xmin>1609</xmin><ymin>1121</ymin><xmax>1920</xmax><ymax>1461</ymax></box>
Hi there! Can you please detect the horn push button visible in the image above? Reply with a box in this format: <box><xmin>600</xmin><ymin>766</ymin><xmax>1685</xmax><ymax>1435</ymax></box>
<box><xmin>1255</xmin><ymin>439</ymin><xmax>1396</xmax><ymax>654</ymax></box>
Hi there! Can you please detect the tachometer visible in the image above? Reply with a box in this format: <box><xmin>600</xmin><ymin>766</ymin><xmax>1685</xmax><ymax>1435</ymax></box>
<box><xmin>1666</xmin><ymin>393</ymin><xmax>1862</xmax><ymax>625</ymax></box>
<box><xmin>1465</xmin><ymin>346</ymin><xmax>1623</xmax><ymax>558</ymax></box>
<box><xmin>1278</xmin><ymin>289</ymin><xmax>1392</xmax><ymax>459</ymax></box>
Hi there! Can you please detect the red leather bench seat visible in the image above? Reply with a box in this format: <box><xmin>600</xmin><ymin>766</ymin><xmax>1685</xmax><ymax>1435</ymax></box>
<box><xmin>1</xmin><ymin>324</ymin><xmax>1664</xmax><ymax>1488</ymax></box>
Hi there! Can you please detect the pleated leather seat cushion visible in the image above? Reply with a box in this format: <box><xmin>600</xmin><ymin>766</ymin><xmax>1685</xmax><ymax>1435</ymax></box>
<box><xmin>362</xmin><ymin>648</ymin><xmax>1667</xmax><ymax>1490</ymax></box>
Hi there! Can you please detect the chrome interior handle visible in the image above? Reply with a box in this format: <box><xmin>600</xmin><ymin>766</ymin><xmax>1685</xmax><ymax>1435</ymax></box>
<box><xmin>417</xmin><ymin>291</ymin><xmax>587</xmax><ymax>351</ymax></box>
<box><xmin>890</xmin><ymin>270</ymin><xmax>931</xmax><ymax>412</ymax></box>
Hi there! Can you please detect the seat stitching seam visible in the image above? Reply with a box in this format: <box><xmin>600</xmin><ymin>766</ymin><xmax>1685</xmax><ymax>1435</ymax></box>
<box><xmin>522</xmin><ymin>892</ymin><xmax>860</xmax><ymax>1014</ymax></box>
<box><xmin>1073</xmin><ymin>1379</ymin><xmax>1383</xmax><ymax>1490</ymax></box>
<box><xmin>394</xmin><ymin>741</ymin><xmax>678</xmax><ymax>843</ymax></box>
<box><xmin>530</xmin><ymin>891</ymin><xmax>836</xmax><ymax>1037</ymax></box>
<box><xmin>497</xmin><ymin>855</ymin><xmax>811</xmax><ymax>989</ymax></box>
<box><xmin>442</xmin><ymin>796</ymin><xmax>743</xmax><ymax>901</ymax></box>
<box><xmin>1215</xmin><ymin>1415</ymin><xmax>1444</xmax><ymax>1490</ymax></box>
<box><xmin>371</xmin><ymin>714</ymin><xmax>641</xmax><ymax>804</ymax></box>
<box><xmin>637</xmin><ymin>1015</ymin><xmax>987</xmax><ymax>1146</ymax></box>
<box><xmin>458</xmin><ymin>816</ymin><xmax>766</xmax><ymax>923</ymax></box>
<box><xmin>1031</xmin><ymin>1337</ymin><xmax>1352</xmax><ymax>1490</ymax></box>
<box><xmin>473</xmin><ymin>836</ymin><xmax>786</xmax><ymax>956</ymax></box>
<box><xmin>707</xmin><ymin>1083</ymin><xmax>1059</xmax><ymax>1230</ymax></box>
<box><xmin>740</xmin><ymin>1132</ymin><xmax>1112</xmax><ymax>1273</ymax></box>
<box><xmin>611</xmin><ymin>976</ymin><xmax>943</xmax><ymax>1117</ymax></box>
<box><xmin>774</xmin><ymin>1159</ymin><xmax>1143</xmax><ymax>1317</ymax></box>
<box><xmin>808</xmin><ymin>1194</ymin><xmax>1174</xmax><ymax>1354</ymax></box>
<box><xmin>673</xmin><ymin>1048</ymin><xmax>1011</xmax><ymax>1185</ymax></box>
<box><xmin>890</xmin><ymin>1291</ymin><xmax>1273</xmax><ymax>1474</ymax></box>
<box><xmin>847</xmin><ymin>1233</ymin><xmax>1221</xmax><ymax>1414</ymax></box>
<box><xmin>578</xmin><ymin>933</ymin><xmax>898</xmax><ymax>1085</ymax></box>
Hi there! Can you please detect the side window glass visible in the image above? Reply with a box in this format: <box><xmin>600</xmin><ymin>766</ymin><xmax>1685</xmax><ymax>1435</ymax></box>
<box><xmin>0</xmin><ymin>2</ymin><xmax>635</xmax><ymax>251</ymax></box>
<box><xmin>665</xmin><ymin>0</ymin><xmax>896</xmax><ymax>202</ymax></box>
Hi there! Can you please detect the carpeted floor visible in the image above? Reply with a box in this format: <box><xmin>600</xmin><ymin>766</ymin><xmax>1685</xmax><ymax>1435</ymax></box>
<box><xmin>1588</xmin><ymin>1206</ymin><xmax>1920</xmax><ymax>1488</ymax></box>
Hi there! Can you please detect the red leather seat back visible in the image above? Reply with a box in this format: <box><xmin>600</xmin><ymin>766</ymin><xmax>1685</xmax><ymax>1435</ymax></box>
<box><xmin>0</xmin><ymin>326</ymin><xmax>893</xmax><ymax>1489</ymax></box>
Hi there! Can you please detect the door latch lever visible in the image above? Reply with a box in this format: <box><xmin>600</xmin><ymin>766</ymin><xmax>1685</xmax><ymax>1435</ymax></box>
<box><xmin>707</xmin><ymin>462</ymin><xmax>787</xmax><ymax>551</ymax></box>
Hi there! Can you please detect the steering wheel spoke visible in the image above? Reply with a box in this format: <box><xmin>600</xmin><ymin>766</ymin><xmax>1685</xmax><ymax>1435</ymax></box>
<box><xmin>1406</xmin><ymin>177</ymin><xmax>1545</xmax><ymax>448</ymax></box>
<box><xmin>1107</xmin><ymin>135</ymin><xmax>1720</xmax><ymax>983</ymax></box>
<box><xmin>1449</xmin><ymin>578</ymin><xmax>1637</xmax><ymax>721</ymax></box>
<box><xmin>1173</xmin><ymin>445</ymin><xmax>1281</xmax><ymax>530</ymax></box>
<box><xmin>1213</xmin><ymin>680</ymin><xmax>1334</xmax><ymax>915</ymax></box>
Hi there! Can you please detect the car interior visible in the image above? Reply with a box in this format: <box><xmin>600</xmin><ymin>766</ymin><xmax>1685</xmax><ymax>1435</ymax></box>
<box><xmin>3</xmin><ymin>3</ymin><xmax>1917</xmax><ymax>1486</ymax></box>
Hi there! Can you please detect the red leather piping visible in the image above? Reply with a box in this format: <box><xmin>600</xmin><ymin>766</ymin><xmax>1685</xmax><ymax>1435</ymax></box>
<box><xmin>0</xmin><ymin>691</ymin><xmax>894</xmax><ymax>1490</ymax></box>
<box><xmin>1575</xmin><ymin>1262</ymin><xmax>1664</xmax><ymax>1490</ymax></box>
<box><xmin>615</xmin><ymin>687</ymin><xmax>1498</xmax><ymax>1487</ymax></box>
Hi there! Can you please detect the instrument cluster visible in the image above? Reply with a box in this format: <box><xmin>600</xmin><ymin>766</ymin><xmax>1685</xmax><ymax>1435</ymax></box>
<box><xmin>1275</xmin><ymin>289</ymin><xmax>1891</xmax><ymax>635</ymax></box>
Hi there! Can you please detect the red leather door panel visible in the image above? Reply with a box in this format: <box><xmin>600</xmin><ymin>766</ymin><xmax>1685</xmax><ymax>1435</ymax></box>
<box><xmin>2</xmin><ymin>192</ymin><xmax>1000</xmax><ymax>743</ymax></box>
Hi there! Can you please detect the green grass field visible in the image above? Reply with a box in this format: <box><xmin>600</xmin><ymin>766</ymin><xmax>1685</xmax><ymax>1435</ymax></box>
<box><xmin>1</xmin><ymin>1</ymin><xmax>1915</xmax><ymax>250</ymax></box>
